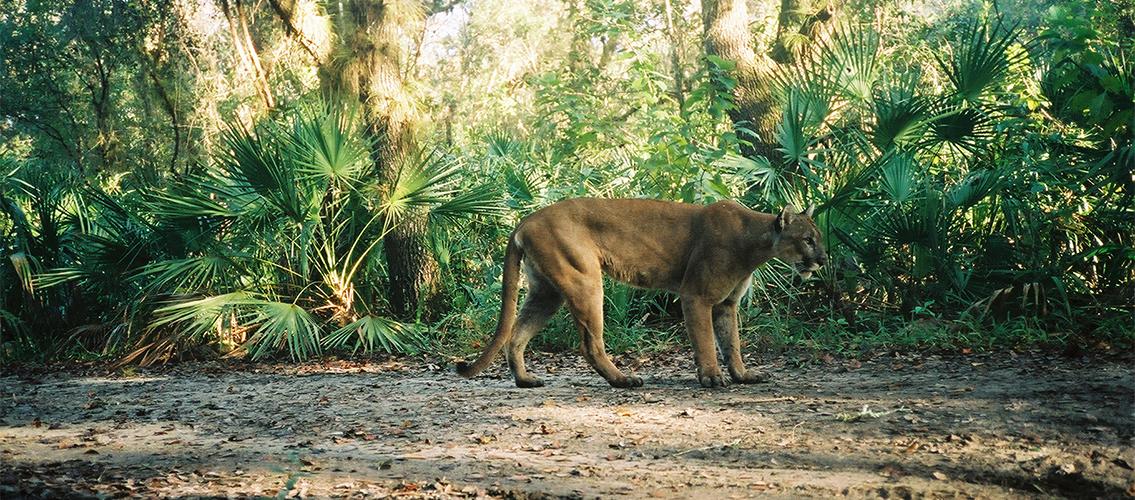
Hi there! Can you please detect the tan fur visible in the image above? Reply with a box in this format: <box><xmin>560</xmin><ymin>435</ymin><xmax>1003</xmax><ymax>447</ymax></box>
<box><xmin>456</xmin><ymin>198</ymin><xmax>827</xmax><ymax>388</ymax></box>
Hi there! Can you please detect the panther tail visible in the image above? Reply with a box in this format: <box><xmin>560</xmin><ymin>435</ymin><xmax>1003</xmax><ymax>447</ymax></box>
<box><xmin>456</xmin><ymin>231</ymin><xmax>522</xmax><ymax>378</ymax></box>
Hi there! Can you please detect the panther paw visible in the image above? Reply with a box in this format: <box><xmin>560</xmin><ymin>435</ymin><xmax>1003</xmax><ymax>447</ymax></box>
<box><xmin>610</xmin><ymin>374</ymin><xmax>643</xmax><ymax>388</ymax></box>
<box><xmin>698</xmin><ymin>373</ymin><xmax>729</xmax><ymax>388</ymax></box>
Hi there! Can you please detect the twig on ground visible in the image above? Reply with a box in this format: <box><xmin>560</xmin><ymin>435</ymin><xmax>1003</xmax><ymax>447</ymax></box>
<box><xmin>748</xmin><ymin>396</ymin><xmax>797</xmax><ymax>404</ymax></box>
<box><xmin>671</xmin><ymin>438</ymin><xmax>742</xmax><ymax>457</ymax></box>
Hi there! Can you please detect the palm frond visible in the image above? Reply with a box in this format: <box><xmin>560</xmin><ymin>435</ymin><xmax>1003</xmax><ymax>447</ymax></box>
<box><xmin>324</xmin><ymin>315</ymin><xmax>420</xmax><ymax>354</ymax></box>
<box><xmin>871</xmin><ymin>70</ymin><xmax>931</xmax><ymax>151</ymax></box>
<box><xmin>865</xmin><ymin>192</ymin><xmax>949</xmax><ymax>253</ymax></box>
<box><xmin>947</xmin><ymin>168</ymin><xmax>1003</xmax><ymax>210</ymax></box>
<box><xmin>290</xmin><ymin>104</ymin><xmax>369</xmax><ymax>184</ymax></box>
<box><xmin>923</xmin><ymin>101</ymin><xmax>996</xmax><ymax>155</ymax></box>
<box><xmin>486</xmin><ymin>131</ymin><xmax>524</xmax><ymax>158</ymax></box>
<box><xmin>879</xmin><ymin>153</ymin><xmax>920</xmax><ymax>203</ymax></box>
<box><xmin>935</xmin><ymin>18</ymin><xmax>1022</xmax><ymax>102</ymax></box>
<box><xmin>775</xmin><ymin>86</ymin><xmax>831</xmax><ymax>175</ymax></box>
<box><xmin>504</xmin><ymin>164</ymin><xmax>544</xmax><ymax>209</ymax></box>
<box><xmin>8</xmin><ymin>252</ymin><xmax>38</xmax><ymax>293</ymax></box>
<box><xmin>814</xmin><ymin>131</ymin><xmax>878</xmax><ymax>213</ymax></box>
<box><xmin>221</xmin><ymin>126</ymin><xmax>315</xmax><ymax>223</ymax></box>
<box><xmin>819</xmin><ymin>25</ymin><xmax>880</xmax><ymax>104</ymax></box>
<box><xmin>144</xmin><ymin>175</ymin><xmax>241</xmax><ymax>221</ymax></box>
<box><xmin>383</xmin><ymin>148</ymin><xmax>461</xmax><ymax>221</ymax></box>
<box><xmin>132</xmin><ymin>256</ymin><xmax>235</xmax><ymax>295</ymax></box>
<box><xmin>430</xmin><ymin>183</ymin><xmax>505</xmax><ymax>224</ymax></box>
<box><xmin>244</xmin><ymin>301</ymin><xmax>323</xmax><ymax>361</ymax></box>
<box><xmin>148</xmin><ymin>291</ymin><xmax>260</xmax><ymax>340</ymax></box>
<box><xmin>33</xmin><ymin>268</ymin><xmax>89</xmax><ymax>289</ymax></box>
<box><xmin>720</xmin><ymin>153</ymin><xmax>797</xmax><ymax>209</ymax></box>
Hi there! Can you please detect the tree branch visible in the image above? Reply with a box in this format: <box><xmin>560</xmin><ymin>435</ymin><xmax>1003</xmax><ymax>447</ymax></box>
<box><xmin>265</xmin><ymin>0</ymin><xmax>323</xmax><ymax>64</ymax></box>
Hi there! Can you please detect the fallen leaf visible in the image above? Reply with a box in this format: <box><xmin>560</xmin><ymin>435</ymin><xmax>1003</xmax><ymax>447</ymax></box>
<box><xmin>904</xmin><ymin>440</ymin><xmax>920</xmax><ymax>453</ymax></box>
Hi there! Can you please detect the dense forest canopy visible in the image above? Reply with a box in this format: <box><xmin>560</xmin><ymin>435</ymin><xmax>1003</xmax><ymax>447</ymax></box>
<box><xmin>0</xmin><ymin>0</ymin><xmax>1131</xmax><ymax>363</ymax></box>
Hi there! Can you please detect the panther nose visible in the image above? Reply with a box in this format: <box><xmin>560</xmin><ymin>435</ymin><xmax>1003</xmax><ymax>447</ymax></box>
<box><xmin>818</xmin><ymin>254</ymin><xmax>828</xmax><ymax>266</ymax></box>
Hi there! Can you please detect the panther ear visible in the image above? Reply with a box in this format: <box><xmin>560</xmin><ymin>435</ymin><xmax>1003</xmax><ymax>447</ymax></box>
<box><xmin>804</xmin><ymin>204</ymin><xmax>815</xmax><ymax>217</ymax></box>
<box><xmin>776</xmin><ymin>205</ymin><xmax>797</xmax><ymax>231</ymax></box>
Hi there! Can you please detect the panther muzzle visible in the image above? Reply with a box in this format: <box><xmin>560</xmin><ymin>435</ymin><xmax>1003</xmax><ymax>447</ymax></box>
<box><xmin>795</xmin><ymin>254</ymin><xmax>827</xmax><ymax>280</ymax></box>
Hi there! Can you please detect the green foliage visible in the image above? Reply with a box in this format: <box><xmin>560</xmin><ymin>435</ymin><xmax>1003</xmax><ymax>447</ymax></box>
<box><xmin>6</xmin><ymin>102</ymin><xmax>497</xmax><ymax>363</ymax></box>
<box><xmin>732</xmin><ymin>12</ymin><xmax>1132</xmax><ymax>349</ymax></box>
<box><xmin>2</xmin><ymin>0</ymin><xmax>1131</xmax><ymax>364</ymax></box>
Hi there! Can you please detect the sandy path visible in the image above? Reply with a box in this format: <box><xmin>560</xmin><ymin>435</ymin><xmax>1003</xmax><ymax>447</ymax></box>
<box><xmin>2</xmin><ymin>352</ymin><xmax>1132</xmax><ymax>498</ymax></box>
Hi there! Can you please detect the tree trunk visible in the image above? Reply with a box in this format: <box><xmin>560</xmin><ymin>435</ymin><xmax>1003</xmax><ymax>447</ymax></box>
<box><xmin>662</xmin><ymin>0</ymin><xmax>687</xmax><ymax>113</ymax></box>
<box><xmin>566</xmin><ymin>0</ymin><xmax>588</xmax><ymax>72</ymax></box>
<box><xmin>219</xmin><ymin>0</ymin><xmax>275</xmax><ymax>110</ymax></box>
<box><xmin>701</xmin><ymin>0</ymin><xmax>835</xmax><ymax>162</ymax></box>
<box><xmin>323</xmin><ymin>0</ymin><xmax>439</xmax><ymax>319</ymax></box>
<box><xmin>147</xmin><ymin>66</ymin><xmax>181</xmax><ymax>175</ymax></box>
<box><xmin>266</xmin><ymin>0</ymin><xmax>323</xmax><ymax>63</ymax></box>
<box><xmin>77</xmin><ymin>34</ymin><xmax>115</xmax><ymax>174</ymax></box>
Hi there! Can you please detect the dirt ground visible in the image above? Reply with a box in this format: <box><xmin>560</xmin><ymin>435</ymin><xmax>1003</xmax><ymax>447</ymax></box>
<box><xmin>1</xmin><ymin>350</ymin><xmax>1133</xmax><ymax>499</ymax></box>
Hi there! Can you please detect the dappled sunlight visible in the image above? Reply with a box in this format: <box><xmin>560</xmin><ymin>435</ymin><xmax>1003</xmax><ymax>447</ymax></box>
<box><xmin>1</xmin><ymin>0</ymin><xmax>1131</xmax><ymax>497</ymax></box>
<box><xmin>55</xmin><ymin>376</ymin><xmax>170</xmax><ymax>387</ymax></box>
<box><xmin>2</xmin><ymin>353</ymin><xmax>1132</xmax><ymax>497</ymax></box>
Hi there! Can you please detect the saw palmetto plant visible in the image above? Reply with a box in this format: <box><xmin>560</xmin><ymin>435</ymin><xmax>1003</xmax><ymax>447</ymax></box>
<box><xmin>35</xmin><ymin>103</ymin><xmax>500</xmax><ymax>364</ymax></box>
<box><xmin>725</xmin><ymin>17</ymin><xmax>1131</xmax><ymax>333</ymax></box>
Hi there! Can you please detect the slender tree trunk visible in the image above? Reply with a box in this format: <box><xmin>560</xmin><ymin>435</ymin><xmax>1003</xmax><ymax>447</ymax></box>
<box><xmin>323</xmin><ymin>0</ymin><xmax>439</xmax><ymax>319</ymax></box>
<box><xmin>663</xmin><ymin>0</ymin><xmax>687</xmax><ymax>113</ymax></box>
<box><xmin>597</xmin><ymin>33</ymin><xmax>619</xmax><ymax>70</ymax></box>
<box><xmin>147</xmin><ymin>67</ymin><xmax>181</xmax><ymax>175</ymax></box>
<box><xmin>219</xmin><ymin>0</ymin><xmax>275</xmax><ymax>109</ymax></box>
<box><xmin>93</xmin><ymin>59</ymin><xmax>113</xmax><ymax>172</ymax></box>
<box><xmin>566</xmin><ymin>0</ymin><xmax>588</xmax><ymax>72</ymax></box>
<box><xmin>235</xmin><ymin>0</ymin><xmax>274</xmax><ymax>107</ymax></box>
<box><xmin>80</xmin><ymin>39</ymin><xmax>115</xmax><ymax>173</ymax></box>
<box><xmin>141</xmin><ymin>6</ymin><xmax>183</xmax><ymax>175</ymax></box>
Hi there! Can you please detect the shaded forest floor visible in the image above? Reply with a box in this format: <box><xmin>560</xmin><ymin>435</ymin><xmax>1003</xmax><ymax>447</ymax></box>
<box><xmin>2</xmin><ymin>351</ymin><xmax>1133</xmax><ymax>498</ymax></box>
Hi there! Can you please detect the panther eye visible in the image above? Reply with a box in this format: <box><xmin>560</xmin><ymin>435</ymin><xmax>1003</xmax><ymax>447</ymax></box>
<box><xmin>805</xmin><ymin>237</ymin><xmax>815</xmax><ymax>246</ymax></box>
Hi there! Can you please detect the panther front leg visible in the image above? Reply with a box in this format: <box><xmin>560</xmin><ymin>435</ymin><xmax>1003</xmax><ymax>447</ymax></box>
<box><xmin>712</xmin><ymin>283</ymin><xmax>768</xmax><ymax>384</ymax></box>
<box><xmin>681</xmin><ymin>297</ymin><xmax>728</xmax><ymax>387</ymax></box>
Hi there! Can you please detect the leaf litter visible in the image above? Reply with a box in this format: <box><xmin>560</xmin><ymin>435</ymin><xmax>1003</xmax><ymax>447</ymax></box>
<box><xmin>0</xmin><ymin>351</ymin><xmax>1132</xmax><ymax>498</ymax></box>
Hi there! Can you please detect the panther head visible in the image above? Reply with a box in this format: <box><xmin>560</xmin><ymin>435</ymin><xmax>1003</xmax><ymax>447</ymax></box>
<box><xmin>774</xmin><ymin>204</ymin><xmax>827</xmax><ymax>279</ymax></box>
